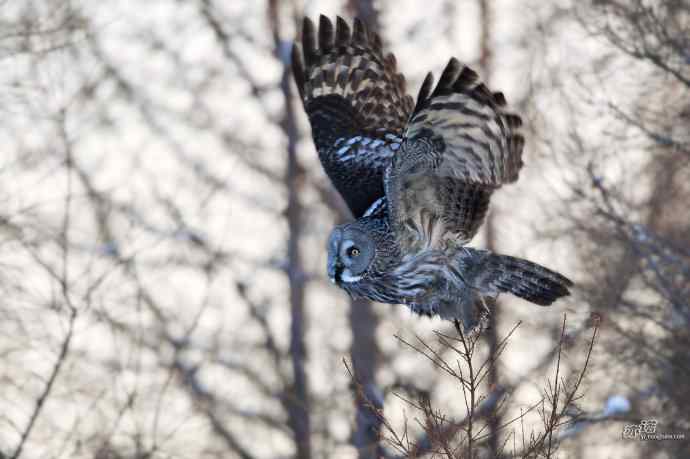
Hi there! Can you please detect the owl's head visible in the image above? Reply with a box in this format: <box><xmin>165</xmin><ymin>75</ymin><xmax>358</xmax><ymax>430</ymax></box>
<box><xmin>327</xmin><ymin>222</ymin><xmax>377</xmax><ymax>286</ymax></box>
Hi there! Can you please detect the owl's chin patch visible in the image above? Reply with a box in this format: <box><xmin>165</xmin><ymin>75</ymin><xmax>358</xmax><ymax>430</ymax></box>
<box><xmin>340</xmin><ymin>269</ymin><xmax>362</xmax><ymax>283</ymax></box>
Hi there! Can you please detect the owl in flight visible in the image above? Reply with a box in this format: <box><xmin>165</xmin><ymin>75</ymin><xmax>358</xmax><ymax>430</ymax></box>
<box><xmin>292</xmin><ymin>16</ymin><xmax>572</xmax><ymax>331</ymax></box>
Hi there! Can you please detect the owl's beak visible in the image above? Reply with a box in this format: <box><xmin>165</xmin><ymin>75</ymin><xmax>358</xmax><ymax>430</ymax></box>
<box><xmin>327</xmin><ymin>258</ymin><xmax>343</xmax><ymax>285</ymax></box>
<box><xmin>327</xmin><ymin>228</ymin><xmax>343</xmax><ymax>285</ymax></box>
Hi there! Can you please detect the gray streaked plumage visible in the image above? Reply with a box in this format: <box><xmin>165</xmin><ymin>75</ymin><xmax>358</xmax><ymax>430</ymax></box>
<box><xmin>295</xmin><ymin>16</ymin><xmax>573</xmax><ymax>332</ymax></box>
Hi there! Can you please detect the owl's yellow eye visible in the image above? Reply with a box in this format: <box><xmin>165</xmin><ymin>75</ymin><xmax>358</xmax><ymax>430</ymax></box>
<box><xmin>348</xmin><ymin>247</ymin><xmax>360</xmax><ymax>257</ymax></box>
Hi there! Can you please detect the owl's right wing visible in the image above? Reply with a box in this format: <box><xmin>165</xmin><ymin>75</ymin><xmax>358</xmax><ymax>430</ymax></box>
<box><xmin>292</xmin><ymin>16</ymin><xmax>414</xmax><ymax>218</ymax></box>
<box><xmin>386</xmin><ymin>58</ymin><xmax>525</xmax><ymax>250</ymax></box>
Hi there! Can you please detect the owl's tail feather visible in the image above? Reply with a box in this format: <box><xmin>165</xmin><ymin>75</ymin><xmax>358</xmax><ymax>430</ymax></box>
<box><xmin>479</xmin><ymin>254</ymin><xmax>573</xmax><ymax>306</ymax></box>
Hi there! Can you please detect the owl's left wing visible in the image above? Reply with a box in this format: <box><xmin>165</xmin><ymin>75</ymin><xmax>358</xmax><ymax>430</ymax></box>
<box><xmin>292</xmin><ymin>16</ymin><xmax>414</xmax><ymax>218</ymax></box>
<box><xmin>386</xmin><ymin>58</ymin><xmax>525</xmax><ymax>250</ymax></box>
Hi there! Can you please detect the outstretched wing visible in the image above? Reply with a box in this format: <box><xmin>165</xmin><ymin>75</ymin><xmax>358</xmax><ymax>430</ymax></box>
<box><xmin>292</xmin><ymin>15</ymin><xmax>414</xmax><ymax>218</ymax></box>
<box><xmin>386</xmin><ymin>58</ymin><xmax>525</xmax><ymax>250</ymax></box>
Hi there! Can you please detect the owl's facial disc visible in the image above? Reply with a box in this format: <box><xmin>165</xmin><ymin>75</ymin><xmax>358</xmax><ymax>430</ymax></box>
<box><xmin>327</xmin><ymin>226</ymin><xmax>375</xmax><ymax>285</ymax></box>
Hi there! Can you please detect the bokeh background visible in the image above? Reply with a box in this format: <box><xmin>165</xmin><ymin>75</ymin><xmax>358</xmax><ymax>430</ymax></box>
<box><xmin>1</xmin><ymin>0</ymin><xmax>688</xmax><ymax>458</ymax></box>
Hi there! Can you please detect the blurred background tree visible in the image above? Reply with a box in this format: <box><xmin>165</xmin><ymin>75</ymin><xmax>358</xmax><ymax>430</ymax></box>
<box><xmin>0</xmin><ymin>0</ymin><xmax>687</xmax><ymax>458</ymax></box>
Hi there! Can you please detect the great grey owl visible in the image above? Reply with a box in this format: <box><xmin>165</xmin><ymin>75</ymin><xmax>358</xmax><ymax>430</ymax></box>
<box><xmin>292</xmin><ymin>16</ymin><xmax>572</xmax><ymax>331</ymax></box>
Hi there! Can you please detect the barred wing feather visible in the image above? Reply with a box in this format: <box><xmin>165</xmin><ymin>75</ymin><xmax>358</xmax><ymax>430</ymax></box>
<box><xmin>292</xmin><ymin>15</ymin><xmax>414</xmax><ymax>217</ymax></box>
<box><xmin>387</xmin><ymin>58</ymin><xmax>525</xmax><ymax>248</ymax></box>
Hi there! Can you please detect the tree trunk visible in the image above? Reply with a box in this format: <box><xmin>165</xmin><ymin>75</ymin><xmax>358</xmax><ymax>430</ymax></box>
<box><xmin>269</xmin><ymin>2</ymin><xmax>312</xmax><ymax>457</ymax></box>
<box><xmin>344</xmin><ymin>4</ymin><xmax>383</xmax><ymax>459</ymax></box>
<box><xmin>477</xmin><ymin>0</ymin><xmax>502</xmax><ymax>456</ymax></box>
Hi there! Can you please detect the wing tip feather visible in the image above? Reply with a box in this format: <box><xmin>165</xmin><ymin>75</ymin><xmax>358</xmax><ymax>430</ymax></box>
<box><xmin>318</xmin><ymin>15</ymin><xmax>334</xmax><ymax>51</ymax></box>
<box><xmin>335</xmin><ymin>15</ymin><xmax>351</xmax><ymax>46</ymax></box>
